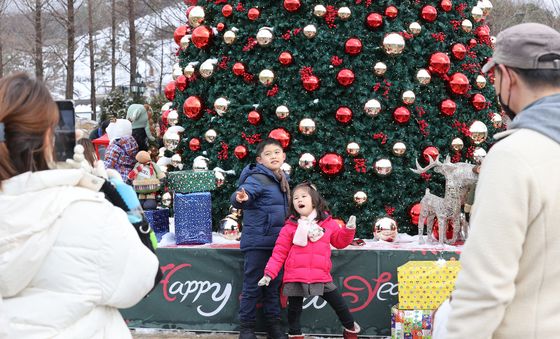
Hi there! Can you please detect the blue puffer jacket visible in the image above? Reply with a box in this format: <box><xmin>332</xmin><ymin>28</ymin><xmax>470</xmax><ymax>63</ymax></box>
<box><xmin>230</xmin><ymin>164</ymin><xmax>289</xmax><ymax>251</ymax></box>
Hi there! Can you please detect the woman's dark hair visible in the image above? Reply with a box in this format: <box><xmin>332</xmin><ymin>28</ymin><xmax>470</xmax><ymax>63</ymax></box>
<box><xmin>288</xmin><ymin>182</ymin><xmax>329</xmax><ymax>222</ymax></box>
<box><xmin>0</xmin><ymin>72</ymin><xmax>59</xmax><ymax>181</ymax></box>
<box><xmin>77</xmin><ymin>138</ymin><xmax>97</xmax><ymax>166</ymax></box>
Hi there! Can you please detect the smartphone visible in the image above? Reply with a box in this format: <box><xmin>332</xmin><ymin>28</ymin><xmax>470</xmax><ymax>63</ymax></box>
<box><xmin>54</xmin><ymin>100</ymin><xmax>76</xmax><ymax>161</ymax></box>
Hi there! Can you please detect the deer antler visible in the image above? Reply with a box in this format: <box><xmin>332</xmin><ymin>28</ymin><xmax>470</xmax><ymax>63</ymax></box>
<box><xmin>410</xmin><ymin>155</ymin><xmax>442</xmax><ymax>174</ymax></box>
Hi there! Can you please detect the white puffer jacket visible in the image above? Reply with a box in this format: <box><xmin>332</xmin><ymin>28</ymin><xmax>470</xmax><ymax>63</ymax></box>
<box><xmin>0</xmin><ymin>169</ymin><xmax>159</xmax><ymax>338</ymax></box>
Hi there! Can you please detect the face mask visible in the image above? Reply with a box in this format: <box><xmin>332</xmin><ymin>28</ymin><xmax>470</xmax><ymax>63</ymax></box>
<box><xmin>497</xmin><ymin>68</ymin><xmax>517</xmax><ymax>121</ymax></box>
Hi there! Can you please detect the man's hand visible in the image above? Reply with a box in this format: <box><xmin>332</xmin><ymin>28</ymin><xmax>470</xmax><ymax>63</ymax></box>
<box><xmin>236</xmin><ymin>188</ymin><xmax>249</xmax><ymax>203</ymax></box>
<box><xmin>346</xmin><ymin>215</ymin><xmax>357</xmax><ymax>229</ymax></box>
<box><xmin>258</xmin><ymin>275</ymin><xmax>271</xmax><ymax>286</ymax></box>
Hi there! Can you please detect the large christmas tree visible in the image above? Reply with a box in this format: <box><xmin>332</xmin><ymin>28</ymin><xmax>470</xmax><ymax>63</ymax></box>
<box><xmin>164</xmin><ymin>0</ymin><xmax>500</xmax><ymax>238</ymax></box>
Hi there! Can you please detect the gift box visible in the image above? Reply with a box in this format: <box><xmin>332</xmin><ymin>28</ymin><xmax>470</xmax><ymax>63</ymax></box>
<box><xmin>391</xmin><ymin>304</ymin><xmax>433</xmax><ymax>339</ymax></box>
<box><xmin>398</xmin><ymin>260</ymin><xmax>461</xmax><ymax>310</ymax></box>
<box><xmin>167</xmin><ymin>170</ymin><xmax>216</xmax><ymax>193</ymax></box>
<box><xmin>174</xmin><ymin>192</ymin><xmax>212</xmax><ymax>245</ymax></box>
<box><xmin>144</xmin><ymin>208</ymin><xmax>170</xmax><ymax>242</ymax></box>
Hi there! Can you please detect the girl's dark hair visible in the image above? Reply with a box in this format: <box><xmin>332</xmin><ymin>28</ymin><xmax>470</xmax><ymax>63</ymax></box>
<box><xmin>77</xmin><ymin>138</ymin><xmax>97</xmax><ymax>166</ymax></box>
<box><xmin>288</xmin><ymin>182</ymin><xmax>329</xmax><ymax>222</ymax></box>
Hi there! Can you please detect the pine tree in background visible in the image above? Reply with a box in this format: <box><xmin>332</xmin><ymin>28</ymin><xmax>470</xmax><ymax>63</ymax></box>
<box><xmin>165</xmin><ymin>0</ymin><xmax>500</xmax><ymax>238</ymax></box>
<box><xmin>100</xmin><ymin>89</ymin><xmax>133</xmax><ymax>121</ymax></box>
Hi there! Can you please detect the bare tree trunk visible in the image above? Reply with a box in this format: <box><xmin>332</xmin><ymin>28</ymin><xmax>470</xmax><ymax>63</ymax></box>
<box><xmin>128</xmin><ymin>0</ymin><xmax>137</xmax><ymax>90</ymax></box>
<box><xmin>159</xmin><ymin>38</ymin><xmax>163</xmax><ymax>94</ymax></box>
<box><xmin>65</xmin><ymin>0</ymin><xmax>75</xmax><ymax>99</ymax></box>
<box><xmin>111</xmin><ymin>0</ymin><xmax>116</xmax><ymax>90</ymax></box>
<box><xmin>34</xmin><ymin>0</ymin><xmax>43</xmax><ymax>80</ymax></box>
<box><xmin>0</xmin><ymin>0</ymin><xmax>6</xmax><ymax>78</ymax></box>
<box><xmin>88</xmin><ymin>0</ymin><xmax>96</xmax><ymax>121</ymax></box>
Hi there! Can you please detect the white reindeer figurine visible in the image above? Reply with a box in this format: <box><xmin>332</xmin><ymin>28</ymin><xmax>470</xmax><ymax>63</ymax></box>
<box><xmin>411</xmin><ymin>155</ymin><xmax>479</xmax><ymax>245</ymax></box>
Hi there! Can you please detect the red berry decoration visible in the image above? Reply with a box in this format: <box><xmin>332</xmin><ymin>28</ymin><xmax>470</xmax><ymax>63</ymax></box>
<box><xmin>234</xmin><ymin>145</ymin><xmax>248</xmax><ymax>159</ymax></box>
<box><xmin>232</xmin><ymin>62</ymin><xmax>245</xmax><ymax>76</ymax></box>
<box><xmin>268</xmin><ymin>128</ymin><xmax>291</xmax><ymax>149</ymax></box>
<box><xmin>174</xmin><ymin>25</ymin><xmax>188</xmax><ymax>45</ymax></box>
<box><xmin>189</xmin><ymin>138</ymin><xmax>201</xmax><ymax>151</ymax></box>
<box><xmin>164</xmin><ymin>81</ymin><xmax>176</xmax><ymax>101</ymax></box>
<box><xmin>247</xmin><ymin>8</ymin><xmax>260</xmax><ymax>20</ymax></box>
<box><xmin>385</xmin><ymin>5</ymin><xmax>398</xmax><ymax>19</ymax></box>
<box><xmin>337</xmin><ymin>69</ymin><xmax>355</xmax><ymax>87</ymax></box>
<box><xmin>422</xmin><ymin>146</ymin><xmax>440</xmax><ymax>163</ymax></box>
<box><xmin>345</xmin><ymin>38</ymin><xmax>363</xmax><ymax>56</ymax></box>
<box><xmin>278</xmin><ymin>51</ymin><xmax>293</xmax><ymax>66</ymax></box>
<box><xmin>222</xmin><ymin>4</ymin><xmax>233</xmax><ymax>17</ymax></box>
<box><xmin>176</xmin><ymin>75</ymin><xmax>187</xmax><ymax>91</ymax></box>
<box><xmin>449</xmin><ymin>72</ymin><xmax>470</xmax><ymax>95</ymax></box>
<box><xmin>409</xmin><ymin>203</ymin><xmax>421</xmax><ymax>225</ymax></box>
<box><xmin>393</xmin><ymin>107</ymin><xmax>411</xmax><ymax>124</ymax></box>
<box><xmin>366</xmin><ymin>12</ymin><xmax>383</xmax><ymax>29</ymax></box>
<box><xmin>302</xmin><ymin>75</ymin><xmax>320</xmax><ymax>92</ymax></box>
<box><xmin>451</xmin><ymin>43</ymin><xmax>467</xmax><ymax>60</ymax></box>
<box><xmin>248</xmin><ymin>110</ymin><xmax>262</xmax><ymax>125</ymax></box>
<box><xmin>283</xmin><ymin>0</ymin><xmax>301</xmax><ymax>12</ymax></box>
<box><xmin>429</xmin><ymin>52</ymin><xmax>451</xmax><ymax>75</ymax></box>
<box><xmin>183</xmin><ymin>96</ymin><xmax>203</xmax><ymax>120</ymax></box>
<box><xmin>440</xmin><ymin>0</ymin><xmax>452</xmax><ymax>12</ymax></box>
<box><xmin>335</xmin><ymin>106</ymin><xmax>353</xmax><ymax>124</ymax></box>
<box><xmin>472</xmin><ymin>93</ymin><xmax>486</xmax><ymax>111</ymax></box>
<box><xmin>421</xmin><ymin>5</ymin><xmax>437</xmax><ymax>22</ymax></box>
<box><xmin>191</xmin><ymin>25</ymin><xmax>213</xmax><ymax>49</ymax></box>
<box><xmin>440</xmin><ymin>99</ymin><xmax>457</xmax><ymax>116</ymax></box>
<box><xmin>319</xmin><ymin>153</ymin><xmax>344</xmax><ymax>176</ymax></box>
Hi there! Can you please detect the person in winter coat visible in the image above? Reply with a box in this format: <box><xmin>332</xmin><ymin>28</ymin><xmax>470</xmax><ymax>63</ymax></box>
<box><xmin>258</xmin><ymin>182</ymin><xmax>359</xmax><ymax>339</ymax></box>
<box><xmin>230</xmin><ymin>138</ymin><xmax>290</xmax><ymax>339</ymax></box>
<box><xmin>104</xmin><ymin>119</ymin><xmax>139</xmax><ymax>181</ymax></box>
<box><xmin>0</xmin><ymin>72</ymin><xmax>159</xmax><ymax>338</ymax></box>
<box><xmin>126</xmin><ymin>104</ymin><xmax>155</xmax><ymax>151</ymax></box>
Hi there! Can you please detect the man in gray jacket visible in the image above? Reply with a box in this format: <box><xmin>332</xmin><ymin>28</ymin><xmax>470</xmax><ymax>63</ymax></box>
<box><xmin>446</xmin><ymin>23</ymin><xmax>560</xmax><ymax>338</ymax></box>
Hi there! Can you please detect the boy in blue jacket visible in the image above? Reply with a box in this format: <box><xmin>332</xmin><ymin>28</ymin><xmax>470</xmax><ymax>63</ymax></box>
<box><xmin>231</xmin><ymin>138</ymin><xmax>290</xmax><ymax>339</ymax></box>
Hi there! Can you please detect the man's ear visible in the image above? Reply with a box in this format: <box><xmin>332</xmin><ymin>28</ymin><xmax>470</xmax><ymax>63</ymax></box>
<box><xmin>256</xmin><ymin>156</ymin><xmax>263</xmax><ymax>164</ymax></box>
<box><xmin>282</xmin><ymin>153</ymin><xmax>286</xmax><ymax>162</ymax></box>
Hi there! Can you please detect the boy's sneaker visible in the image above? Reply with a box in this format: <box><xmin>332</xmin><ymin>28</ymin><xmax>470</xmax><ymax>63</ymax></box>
<box><xmin>267</xmin><ymin>318</ymin><xmax>287</xmax><ymax>339</ymax></box>
<box><xmin>239</xmin><ymin>322</ymin><xmax>257</xmax><ymax>339</ymax></box>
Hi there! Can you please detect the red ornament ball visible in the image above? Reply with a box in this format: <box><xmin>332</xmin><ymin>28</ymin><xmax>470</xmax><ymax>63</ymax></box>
<box><xmin>366</xmin><ymin>12</ymin><xmax>383</xmax><ymax>29</ymax></box>
<box><xmin>469</xmin><ymin>39</ymin><xmax>478</xmax><ymax>48</ymax></box>
<box><xmin>222</xmin><ymin>4</ymin><xmax>233</xmax><ymax>17</ymax></box>
<box><xmin>189</xmin><ymin>138</ymin><xmax>201</xmax><ymax>151</ymax></box>
<box><xmin>422</xmin><ymin>146</ymin><xmax>440</xmax><ymax>163</ymax></box>
<box><xmin>335</xmin><ymin>106</ymin><xmax>353</xmax><ymax>124</ymax></box>
<box><xmin>319</xmin><ymin>153</ymin><xmax>344</xmax><ymax>176</ymax></box>
<box><xmin>234</xmin><ymin>145</ymin><xmax>248</xmax><ymax>160</ymax></box>
<box><xmin>283</xmin><ymin>0</ymin><xmax>301</xmax><ymax>12</ymax></box>
<box><xmin>409</xmin><ymin>203</ymin><xmax>421</xmax><ymax>225</ymax></box>
<box><xmin>247</xmin><ymin>8</ymin><xmax>260</xmax><ymax>20</ymax></box>
<box><xmin>345</xmin><ymin>38</ymin><xmax>363</xmax><ymax>56</ymax></box>
<box><xmin>216</xmin><ymin>22</ymin><xmax>225</xmax><ymax>31</ymax></box>
<box><xmin>268</xmin><ymin>128</ymin><xmax>291</xmax><ymax>149</ymax></box>
<box><xmin>440</xmin><ymin>0</ymin><xmax>453</xmax><ymax>12</ymax></box>
<box><xmin>451</xmin><ymin>43</ymin><xmax>467</xmax><ymax>60</ymax></box>
<box><xmin>278</xmin><ymin>51</ymin><xmax>293</xmax><ymax>66</ymax></box>
<box><xmin>191</xmin><ymin>25</ymin><xmax>213</xmax><ymax>49</ymax></box>
<box><xmin>440</xmin><ymin>99</ymin><xmax>457</xmax><ymax>116</ymax></box>
<box><xmin>183</xmin><ymin>96</ymin><xmax>203</xmax><ymax>120</ymax></box>
<box><xmin>337</xmin><ymin>69</ymin><xmax>355</xmax><ymax>87</ymax></box>
<box><xmin>248</xmin><ymin>110</ymin><xmax>262</xmax><ymax>125</ymax></box>
<box><xmin>449</xmin><ymin>72</ymin><xmax>470</xmax><ymax>95</ymax></box>
<box><xmin>429</xmin><ymin>52</ymin><xmax>451</xmax><ymax>75</ymax></box>
<box><xmin>175</xmin><ymin>75</ymin><xmax>187</xmax><ymax>92</ymax></box>
<box><xmin>174</xmin><ymin>25</ymin><xmax>189</xmax><ymax>45</ymax></box>
<box><xmin>393</xmin><ymin>107</ymin><xmax>411</xmax><ymax>124</ymax></box>
<box><xmin>161</xmin><ymin>109</ymin><xmax>170</xmax><ymax>126</ymax></box>
<box><xmin>476</xmin><ymin>25</ymin><xmax>490</xmax><ymax>40</ymax></box>
<box><xmin>385</xmin><ymin>5</ymin><xmax>398</xmax><ymax>19</ymax></box>
<box><xmin>164</xmin><ymin>81</ymin><xmax>176</xmax><ymax>101</ymax></box>
<box><xmin>302</xmin><ymin>75</ymin><xmax>320</xmax><ymax>92</ymax></box>
<box><xmin>472</xmin><ymin>93</ymin><xmax>486</xmax><ymax>111</ymax></box>
<box><xmin>421</xmin><ymin>5</ymin><xmax>438</xmax><ymax>22</ymax></box>
<box><xmin>432</xmin><ymin>219</ymin><xmax>455</xmax><ymax>242</ymax></box>
<box><xmin>232</xmin><ymin>62</ymin><xmax>245</xmax><ymax>76</ymax></box>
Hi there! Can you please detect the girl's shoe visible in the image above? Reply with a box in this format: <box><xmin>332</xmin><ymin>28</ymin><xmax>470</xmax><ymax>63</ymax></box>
<box><xmin>288</xmin><ymin>335</ymin><xmax>304</xmax><ymax>339</ymax></box>
<box><xmin>342</xmin><ymin>322</ymin><xmax>361</xmax><ymax>339</ymax></box>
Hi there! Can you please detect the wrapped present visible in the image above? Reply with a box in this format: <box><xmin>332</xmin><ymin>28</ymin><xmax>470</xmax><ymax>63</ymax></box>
<box><xmin>144</xmin><ymin>208</ymin><xmax>170</xmax><ymax>241</ymax></box>
<box><xmin>398</xmin><ymin>260</ymin><xmax>461</xmax><ymax>310</ymax></box>
<box><xmin>391</xmin><ymin>304</ymin><xmax>433</xmax><ymax>339</ymax></box>
<box><xmin>167</xmin><ymin>170</ymin><xmax>216</xmax><ymax>193</ymax></box>
<box><xmin>174</xmin><ymin>192</ymin><xmax>212</xmax><ymax>245</ymax></box>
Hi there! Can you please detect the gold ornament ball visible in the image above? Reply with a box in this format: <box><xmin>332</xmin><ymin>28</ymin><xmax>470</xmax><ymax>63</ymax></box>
<box><xmin>392</xmin><ymin>142</ymin><xmax>407</xmax><ymax>156</ymax></box>
<box><xmin>353</xmin><ymin>191</ymin><xmax>367</xmax><ymax>205</ymax></box>
<box><xmin>469</xmin><ymin>120</ymin><xmax>488</xmax><ymax>145</ymax></box>
<box><xmin>180</xmin><ymin>35</ymin><xmax>190</xmax><ymax>50</ymax></box>
<box><xmin>373</xmin><ymin>217</ymin><xmax>398</xmax><ymax>242</ymax></box>
<box><xmin>183</xmin><ymin>64</ymin><xmax>195</xmax><ymax>78</ymax></box>
<box><xmin>479</xmin><ymin>0</ymin><xmax>493</xmax><ymax>16</ymax></box>
<box><xmin>259</xmin><ymin>69</ymin><xmax>275</xmax><ymax>86</ymax></box>
<box><xmin>188</xmin><ymin>6</ymin><xmax>205</xmax><ymax>27</ymax></box>
<box><xmin>382</xmin><ymin>33</ymin><xmax>405</xmax><ymax>55</ymax></box>
<box><xmin>172</xmin><ymin>67</ymin><xmax>183</xmax><ymax>80</ymax></box>
<box><xmin>337</xmin><ymin>7</ymin><xmax>351</xmax><ymax>20</ymax></box>
<box><xmin>299</xmin><ymin>118</ymin><xmax>316</xmax><ymax>135</ymax></box>
<box><xmin>374</xmin><ymin>62</ymin><xmax>387</xmax><ymax>76</ymax></box>
<box><xmin>491</xmin><ymin>113</ymin><xmax>503</xmax><ymax>128</ymax></box>
<box><xmin>462</xmin><ymin>19</ymin><xmax>473</xmax><ymax>32</ymax></box>
<box><xmin>256</xmin><ymin>28</ymin><xmax>274</xmax><ymax>46</ymax></box>
<box><xmin>374</xmin><ymin>158</ymin><xmax>392</xmax><ymax>176</ymax></box>
<box><xmin>299</xmin><ymin>153</ymin><xmax>316</xmax><ymax>169</ymax></box>
<box><xmin>402</xmin><ymin>90</ymin><xmax>416</xmax><ymax>105</ymax></box>
<box><xmin>314</xmin><ymin>4</ymin><xmax>327</xmax><ymax>17</ymax></box>
<box><xmin>281</xmin><ymin>163</ymin><xmax>292</xmax><ymax>176</ymax></box>
<box><xmin>223</xmin><ymin>30</ymin><xmax>237</xmax><ymax>44</ymax></box>
<box><xmin>303</xmin><ymin>25</ymin><xmax>317</xmax><ymax>39</ymax></box>
<box><xmin>476</xmin><ymin>75</ymin><xmax>487</xmax><ymax>89</ymax></box>
<box><xmin>167</xmin><ymin>110</ymin><xmax>179</xmax><ymax>126</ymax></box>
<box><xmin>205</xmin><ymin>129</ymin><xmax>218</xmax><ymax>143</ymax></box>
<box><xmin>451</xmin><ymin>138</ymin><xmax>464</xmax><ymax>151</ymax></box>
<box><xmin>214</xmin><ymin>97</ymin><xmax>230</xmax><ymax>116</ymax></box>
<box><xmin>416</xmin><ymin>68</ymin><xmax>432</xmax><ymax>85</ymax></box>
<box><xmin>364</xmin><ymin>99</ymin><xmax>381</xmax><ymax>117</ymax></box>
<box><xmin>163</xmin><ymin>131</ymin><xmax>180</xmax><ymax>151</ymax></box>
<box><xmin>276</xmin><ymin>105</ymin><xmax>290</xmax><ymax>119</ymax></box>
<box><xmin>161</xmin><ymin>192</ymin><xmax>173</xmax><ymax>207</ymax></box>
<box><xmin>473</xmin><ymin>147</ymin><xmax>487</xmax><ymax>163</ymax></box>
<box><xmin>471</xmin><ymin>6</ymin><xmax>484</xmax><ymax>22</ymax></box>
<box><xmin>408</xmin><ymin>22</ymin><xmax>422</xmax><ymax>35</ymax></box>
<box><xmin>200</xmin><ymin>60</ymin><xmax>215</xmax><ymax>78</ymax></box>
<box><xmin>346</xmin><ymin>142</ymin><xmax>360</xmax><ymax>156</ymax></box>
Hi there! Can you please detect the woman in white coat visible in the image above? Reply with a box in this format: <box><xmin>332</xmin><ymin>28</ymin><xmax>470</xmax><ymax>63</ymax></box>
<box><xmin>0</xmin><ymin>72</ymin><xmax>159</xmax><ymax>338</ymax></box>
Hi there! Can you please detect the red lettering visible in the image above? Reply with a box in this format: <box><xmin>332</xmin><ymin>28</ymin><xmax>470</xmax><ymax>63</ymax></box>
<box><xmin>160</xmin><ymin>263</ymin><xmax>192</xmax><ymax>302</ymax></box>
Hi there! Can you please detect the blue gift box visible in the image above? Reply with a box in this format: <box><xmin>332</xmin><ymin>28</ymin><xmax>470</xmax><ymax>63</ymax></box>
<box><xmin>144</xmin><ymin>208</ymin><xmax>170</xmax><ymax>242</ymax></box>
<box><xmin>174</xmin><ymin>192</ymin><xmax>212</xmax><ymax>245</ymax></box>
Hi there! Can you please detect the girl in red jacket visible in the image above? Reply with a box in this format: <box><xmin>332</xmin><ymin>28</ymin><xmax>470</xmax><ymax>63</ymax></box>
<box><xmin>258</xmin><ymin>182</ymin><xmax>360</xmax><ymax>339</ymax></box>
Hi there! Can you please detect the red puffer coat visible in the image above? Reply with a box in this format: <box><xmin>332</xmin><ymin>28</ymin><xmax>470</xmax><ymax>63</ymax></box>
<box><xmin>264</xmin><ymin>214</ymin><xmax>355</xmax><ymax>283</ymax></box>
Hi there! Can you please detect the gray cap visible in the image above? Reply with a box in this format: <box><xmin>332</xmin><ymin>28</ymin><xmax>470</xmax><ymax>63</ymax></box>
<box><xmin>482</xmin><ymin>23</ymin><xmax>560</xmax><ymax>73</ymax></box>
